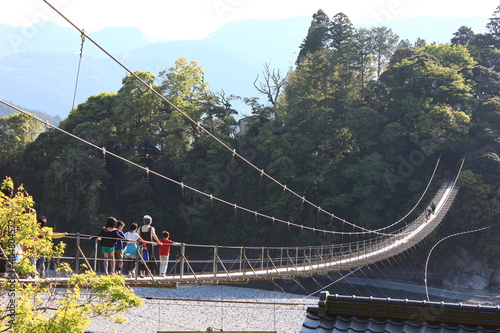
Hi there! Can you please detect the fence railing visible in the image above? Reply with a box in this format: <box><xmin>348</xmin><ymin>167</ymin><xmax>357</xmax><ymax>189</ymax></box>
<box><xmin>33</xmin><ymin>181</ymin><xmax>458</xmax><ymax>285</ymax></box>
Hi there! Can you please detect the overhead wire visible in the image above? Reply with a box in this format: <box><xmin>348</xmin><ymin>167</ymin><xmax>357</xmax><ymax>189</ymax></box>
<box><xmin>424</xmin><ymin>223</ymin><xmax>498</xmax><ymax>301</ymax></box>
<box><xmin>71</xmin><ymin>30</ymin><xmax>86</xmax><ymax>112</ymax></box>
<box><xmin>0</xmin><ymin>99</ymin><xmax>400</xmax><ymax>237</ymax></box>
<box><xmin>142</xmin><ymin>295</ymin><xmax>315</xmax><ymax>308</ymax></box>
<box><xmin>373</xmin><ymin>154</ymin><xmax>441</xmax><ymax>232</ymax></box>
<box><xmin>40</xmin><ymin>0</ymin><xmax>441</xmax><ymax>236</ymax></box>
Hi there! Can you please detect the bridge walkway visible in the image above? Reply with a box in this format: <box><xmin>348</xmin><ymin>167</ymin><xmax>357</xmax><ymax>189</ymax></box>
<box><xmin>23</xmin><ymin>180</ymin><xmax>459</xmax><ymax>288</ymax></box>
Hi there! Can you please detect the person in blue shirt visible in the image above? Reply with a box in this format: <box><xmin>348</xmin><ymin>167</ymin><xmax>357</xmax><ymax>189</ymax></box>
<box><xmin>114</xmin><ymin>220</ymin><xmax>126</xmax><ymax>275</ymax></box>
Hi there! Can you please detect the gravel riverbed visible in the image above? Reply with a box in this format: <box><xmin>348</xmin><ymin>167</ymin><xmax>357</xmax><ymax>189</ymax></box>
<box><xmin>86</xmin><ymin>285</ymin><xmax>318</xmax><ymax>333</ymax></box>
<box><xmin>85</xmin><ymin>278</ymin><xmax>500</xmax><ymax>332</ymax></box>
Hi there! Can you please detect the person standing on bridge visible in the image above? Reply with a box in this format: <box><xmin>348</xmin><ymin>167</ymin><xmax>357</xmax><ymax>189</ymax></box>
<box><xmin>123</xmin><ymin>222</ymin><xmax>151</xmax><ymax>278</ymax></box>
<box><xmin>430</xmin><ymin>202</ymin><xmax>436</xmax><ymax>214</ymax></box>
<box><xmin>96</xmin><ymin>217</ymin><xmax>124</xmax><ymax>276</ymax></box>
<box><xmin>35</xmin><ymin>216</ymin><xmax>67</xmax><ymax>278</ymax></box>
<box><xmin>113</xmin><ymin>220</ymin><xmax>126</xmax><ymax>275</ymax></box>
<box><xmin>138</xmin><ymin>215</ymin><xmax>160</xmax><ymax>278</ymax></box>
<box><xmin>423</xmin><ymin>208</ymin><xmax>431</xmax><ymax>221</ymax></box>
<box><xmin>158</xmin><ymin>231</ymin><xmax>181</xmax><ymax>277</ymax></box>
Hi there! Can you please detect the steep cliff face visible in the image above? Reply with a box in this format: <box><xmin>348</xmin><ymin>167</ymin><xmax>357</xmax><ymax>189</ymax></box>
<box><xmin>437</xmin><ymin>246</ymin><xmax>500</xmax><ymax>290</ymax></box>
<box><xmin>492</xmin><ymin>268</ymin><xmax>500</xmax><ymax>287</ymax></box>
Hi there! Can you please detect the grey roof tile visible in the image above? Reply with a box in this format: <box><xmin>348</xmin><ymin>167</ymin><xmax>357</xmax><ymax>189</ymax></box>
<box><xmin>300</xmin><ymin>292</ymin><xmax>500</xmax><ymax>333</ymax></box>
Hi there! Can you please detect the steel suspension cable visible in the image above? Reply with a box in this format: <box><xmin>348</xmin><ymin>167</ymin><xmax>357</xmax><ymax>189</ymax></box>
<box><xmin>424</xmin><ymin>224</ymin><xmax>497</xmax><ymax>301</ymax></box>
<box><xmin>376</xmin><ymin>158</ymin><xmax>464</xmax><ymax>237</ymax></box>
<box><xmin>71</xmin><ymin>30</ymin><xmax>85</xmax><ymax>112</ymax></box>
<box><xmin>6</xmin><ymin>1</ymin><xmax>456</xmax><ymax>240</ymax></box>
<box><xmin>373</xmin><ymin>155</ymin><xmax>441</xmax><ymax>232</ymax></box>
<box><xmin>303</xmin><ymin>267</ymin><xmax>364</xmax><ymax>298</ymax></box>
<box><xmin>0</xmin><ymin>99</ymin><xmax>392</xmax><ymax>236</ymax></box>
<box><xmin>41</xmin><ymin>0</ymin><xmax>391</xmax><ymax>234</ymax></box>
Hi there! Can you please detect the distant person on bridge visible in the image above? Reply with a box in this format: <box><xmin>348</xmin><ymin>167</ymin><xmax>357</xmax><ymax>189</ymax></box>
<box><xmin>35</xmin><ymin>215</ymin><xmax>67</xmax><ymax>278</ymax></box>
<box><xmin>423</xmin><ymin>208</ymin><xmax>431</xmax><ymax>221</ymax></box>
<box><xmin>95</xmin><ymin>217</ymin><xmax>124</xmax><ymax>276</ymax></box>
<box><xmin>430</xmin><ymin>202</ymin><xmax>436</xmax><ymax>214</ymax></box>
<box><xmin>138</xmin><ymin>215</ymin><xmax>161</xmax><ymax>278</ymax></box>
<box><xmin>158</xmin><ymin>231</ymin><xmax>181</xmax><ymax>277</ymax></box>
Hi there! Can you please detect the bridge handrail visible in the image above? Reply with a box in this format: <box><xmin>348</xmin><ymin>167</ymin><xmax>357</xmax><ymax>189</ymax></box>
<box><xmin>39</xmin><ymin>163</ymin><xmax>462</xmax><ymax>283</ymax></box>
<box><xmin>63</xmin><ymin>160</ymin><xmax>463</xmax><ymax>258</ymax></box>
<box><xmin>61</xmin><ymin>180</ymin><xmax>453</xmax><ymax>258</ymax></box>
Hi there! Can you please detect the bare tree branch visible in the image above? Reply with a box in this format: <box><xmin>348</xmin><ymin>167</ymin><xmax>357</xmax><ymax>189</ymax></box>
<box><xmin>253</xmin><ymin>62</ymin><xmax>288</xmax><ymax>108</ymax></box>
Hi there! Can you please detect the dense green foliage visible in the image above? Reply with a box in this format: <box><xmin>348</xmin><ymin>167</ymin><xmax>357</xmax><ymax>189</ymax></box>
<box><xmin>2</xmin><ymin>9</ymin><xmax>499</xmax><ymax>254</ymax></box>
<box><xmin>0</xmin><ymin>178</ymin><xmax>142</xmax><ymax>332</ymax></box>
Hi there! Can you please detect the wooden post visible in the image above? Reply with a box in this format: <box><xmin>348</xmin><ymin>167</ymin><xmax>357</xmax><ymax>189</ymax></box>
<box><xmin>266</xmin><ymin>247</ymin><xmax>270</xmax><ymax>272</ymax></box>
<box><xmin>213</xmin><ymin>245</ymin><xmax>218</xmax><ymax>276</ymax></box>
<box><xmin>261</xmin><ymin>247</ymin><xmax>265</xmax><ymax>270</ymax></box>
<box><xmin>239</xmin><ymin>247</ymin><xmax>243</xmax><ymax>272</ymax></box>
<box><xmin>75</xmin><ymin>233</ymin><xmax>80</xmax><ymax>272</ymax></box>
<box><xmin>180</xmin><ymin>243</ymin><xmax>185</xmax><ymax>279</ymax></box>
<box><xmin>279</xmin><ymin>247</ymin><xmax>282</xmax><ymax>269</ymax></box>
<box><xmin>94</xmin><ymin>237</ymin><xmax>98</xmax><ymax>272</ymax></box>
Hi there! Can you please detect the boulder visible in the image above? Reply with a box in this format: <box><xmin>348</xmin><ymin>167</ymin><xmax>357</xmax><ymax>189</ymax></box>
<box><xmin>491</xmin><ymin>268</ymin><xmax>500</xmax><ymax>287</ymax></box>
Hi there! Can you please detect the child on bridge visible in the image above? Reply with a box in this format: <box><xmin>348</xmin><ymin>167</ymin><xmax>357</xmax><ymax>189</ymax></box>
<box><xmin>158</xmin><ymin>231</ymin><xmax>181</xmax><ymax>277</ymax></box>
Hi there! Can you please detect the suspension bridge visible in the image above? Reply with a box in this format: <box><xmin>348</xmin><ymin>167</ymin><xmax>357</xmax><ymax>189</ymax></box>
<box><xmin>0</xmin><ymin>56</ymin><xmax>463</xmax><ymax>290</ymax></box>
<box><xmin>0</xmin><ymin>0</ymin><xmax>462</xmax><ymax>290</ymax></box>
<box><xmin>22</xmin><ymin>174</ymin><xmax>458</xmax><ymax>289</ymax></box>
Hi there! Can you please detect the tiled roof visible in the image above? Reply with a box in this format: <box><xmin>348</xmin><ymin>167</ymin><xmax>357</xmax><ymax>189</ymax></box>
<box><xmin>300</xmin><ymin>292</ymin><xmax>500</xmax><ymax>333</ymax></box>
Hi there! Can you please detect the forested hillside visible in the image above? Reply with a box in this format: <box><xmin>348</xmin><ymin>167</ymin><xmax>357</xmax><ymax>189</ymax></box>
<box><xmin>1</xmin><ymin>9</ymin><xmax>499</xmax><ymax>259</ymax></box>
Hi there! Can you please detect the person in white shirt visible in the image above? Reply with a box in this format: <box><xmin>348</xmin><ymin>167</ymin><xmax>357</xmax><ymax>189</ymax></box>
<box><xmin>123</xmin><ymin>223</ymin><xmax>150</xmax><ymax>278</ymax></box>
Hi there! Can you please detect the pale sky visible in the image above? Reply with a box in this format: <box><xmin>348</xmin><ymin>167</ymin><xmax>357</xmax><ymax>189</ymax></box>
<box><xmin>1</xmin><ymin>0</ymin><xmax>498</xmax><ymax>41</ymax></box>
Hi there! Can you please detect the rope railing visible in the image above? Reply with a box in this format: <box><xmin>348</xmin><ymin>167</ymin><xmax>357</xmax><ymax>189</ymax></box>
<box><xmin>28</xmin><ymin>181</ymin><xmax>456</xmax><ymax>285</ymax></box>
<box><xmin>60</xmin><ymin>176</ymin><xmax>457</xmax><ymax>258</ymax></box>
<box><xmin>4</xmin><ymin>166</ymin><xmax>460</xmax><ymax>286</ymax></box>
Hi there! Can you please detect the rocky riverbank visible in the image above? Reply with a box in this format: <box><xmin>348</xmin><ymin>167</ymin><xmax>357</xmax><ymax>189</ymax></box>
<box><xmin>435</xmin><ymin>246</ymin><xmax>500</xmax><ymax>290</ymax></box>
<box><xmin>86</xmin><ymin>285</ymin><xmax>317</xmax><ymax>333</ymax></box>
<box><xmin>86</xmin><ymin>275</ymin><xmax>500</xmax><ymax>333</ymax></box>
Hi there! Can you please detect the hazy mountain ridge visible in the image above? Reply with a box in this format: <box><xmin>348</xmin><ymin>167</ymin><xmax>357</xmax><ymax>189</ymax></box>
<box><xmin>0</xmin><ymin>101</ymin><xmax>61</xmax><ymax>125</ymax></box>
<box><xmin>0</xmin><ymin>16</ymin><xmax>489</xmax><ymax>118</ymax></box>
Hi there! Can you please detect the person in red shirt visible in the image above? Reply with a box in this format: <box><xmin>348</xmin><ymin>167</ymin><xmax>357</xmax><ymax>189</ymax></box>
<box><xmin>158</xmin><ymin>231</ymin><xmax>180</xmax><ymax>277</ymax></box>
